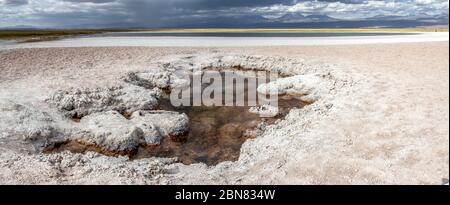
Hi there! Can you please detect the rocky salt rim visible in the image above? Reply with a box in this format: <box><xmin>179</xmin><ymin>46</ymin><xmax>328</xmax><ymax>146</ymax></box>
<box><xmin>0</xmin><ymin>54</ymin><xmax>342</xmax><ymax>176</ymax></box>
<box><xmin>35</xmin><ymin>54</ymin><xmax>336</xmax><ymax>164</ymax></box>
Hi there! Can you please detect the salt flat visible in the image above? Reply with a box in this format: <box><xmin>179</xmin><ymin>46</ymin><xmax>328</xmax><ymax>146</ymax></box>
<box><xmin>0</xmin><ymin>36</ymin><xmax>448</xmax><ymax>185</ymax></box>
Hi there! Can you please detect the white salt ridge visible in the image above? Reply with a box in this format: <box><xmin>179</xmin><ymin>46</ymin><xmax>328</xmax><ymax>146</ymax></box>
<box><xmin>47</xmin><ymin>84</ymin><xmax>161</xmax><ymax>118</ymax></box>
<box><xmin>74</xmin><ymin>110</ymin><xmax>190</xmax><ymax>152</ymax></box>
<box><xmin>257</xmin><ymin>74</ymin><xmax>329</xmax><ymax>103</ymax></box>
<box><xmin>75</xmin><ymin>111</ymin><xmax>143</xmax><ymax>152</ymax></box>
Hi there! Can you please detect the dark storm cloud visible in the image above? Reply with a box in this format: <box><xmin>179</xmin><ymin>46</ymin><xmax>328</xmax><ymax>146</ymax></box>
<box><xmin>170</xmin><ymin>0</ymin><xmax>295</xmax><ymax>9</ymax></box>
<box><xmin>34</xmin><ymin>10</ymin><xmax>132</xmax><ymax>28</ymax></box>
<box><xmin>116</xmin><ymin>0</ymin><xmax>297</xmax><ymax>26</ymax></box>
<box><xmin>115</xmin><ymin>0</ymin><xmax>375</xmax><ymax>27</ymax></box>
<box><xmin>3</xmin><ymin>0</ymin><xmax>28</xmax><ymax>6</ymax></box>
<box><xmin>153</xmin><ymin>0</ymin><xmax>370</xmax><ymax>9</ymax></box>
<box><xmin>62</xmin><ymin>0</ymin><xmax>117</xmax><ymax>3</ymax></box>
<box><xmin>0</xmin><ymin>0</ymin><xmax>448</xmax><ymax>28</ymax></box>
<box><xmin>317</xmin><ymin>0</ymin><xmax>368</xmax><ymax>3</ymax></box>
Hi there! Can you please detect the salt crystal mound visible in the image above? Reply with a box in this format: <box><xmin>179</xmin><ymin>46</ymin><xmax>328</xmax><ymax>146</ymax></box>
<box><xmin>130</xmin><ymin>110</ymin><xmax>189</xmax><ymax>140</ymax></box>
<box><xmin>0</xmin><ymin>99</ymin><xmax>62</xmax><ymax>151</ymax></box>
<box><xmin>257</xmin><ymin>74</ymin><xmax>330</xmax><ymax>103</ymax></box>
<box><xmin>46</xmin><ymin>84</ymin><xmax>161</xmax><ymax>119</ymax></box>
<box><xmin>74</xmin><ymin>111</ymin><xmax>144</xmax><ymax>153</ymax></box>
<box><xmin>131</xmin><ymin>120</ymin><xmax>161</xmax><ymax>145</ymax></box>
<box><xmin>123</xmin><ymin>69</ymin><xmax>172</xmax><ymax>89</ymax></box>
<box><xmin>73</xmin><ymin>110</ymin><xmax>189</xmax><ymax>153</ymax></box>
<box><xmin>123</xmin><ymin>69</ymin><xmax>190</xmax><ymax>90</ymax></box>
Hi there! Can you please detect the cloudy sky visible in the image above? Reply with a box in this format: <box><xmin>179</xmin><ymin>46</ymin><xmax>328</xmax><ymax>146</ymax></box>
<box><xmin>0</xmin><ymin>0</ymin><xmax>448</xmax><ymax>28</ymax></box>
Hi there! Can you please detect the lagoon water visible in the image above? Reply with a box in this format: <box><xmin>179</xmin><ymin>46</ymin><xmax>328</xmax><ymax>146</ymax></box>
<box><xmin>0</xmin><ymin>40</ymin><xmax>16</xmax><ymax>47</ymax></box>
<box><xmin>1</xmin><ymin>32</ymin><xmax>447</xmax><ymax>49</ymax></box>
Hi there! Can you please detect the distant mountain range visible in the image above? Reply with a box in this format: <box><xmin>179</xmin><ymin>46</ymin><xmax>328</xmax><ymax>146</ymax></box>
<box><xmin>366</xmin><ymin>14</ymin><xmax>449</xmax><ymax>23</ymax></box>
<box><xmin>266</xmin><ymin>13</ymin><xmax>449</xmax><ymax>26</ymax></box>
<box><xmin>0</xmin><ymin>25</ymin><xmax>39</xmax><ymax>30</ymax></box>
<box><xmin>170</xmin><ymin>13</ymin><xmax>449</xmax><ymax>28</ymax></box>
<box><xmin>272</xmin><ymin>13</ymin><xmax>340</xmax><ymax>23</ymax></box>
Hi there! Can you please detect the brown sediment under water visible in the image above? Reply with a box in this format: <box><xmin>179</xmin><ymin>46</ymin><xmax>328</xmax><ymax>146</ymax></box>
<box><xmin>47</xmin><ymin>70</ymin><xmax>309</xmax><ymax>166</ymax></box>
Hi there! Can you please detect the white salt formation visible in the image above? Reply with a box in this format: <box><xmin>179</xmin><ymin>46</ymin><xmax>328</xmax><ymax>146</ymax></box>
<box><xmin>47</xmin><ymin>84</ymin><xmax>161</xmax><ymax>118</ymax></box>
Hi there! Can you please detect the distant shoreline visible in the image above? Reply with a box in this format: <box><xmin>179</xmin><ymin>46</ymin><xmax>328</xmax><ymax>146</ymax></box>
<box><xmin>137</xmin><ymin>27</ymin><xmax>449</xmax><ymax>33</ymax></box>
<box><xmin>0</xmin><ymin>29</ymin><xmax>131</xmax><ymax>43</ymax></box>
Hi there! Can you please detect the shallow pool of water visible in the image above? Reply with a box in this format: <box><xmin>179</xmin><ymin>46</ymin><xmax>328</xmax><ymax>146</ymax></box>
<box><xmin>134</xmin><ymin>71</ymin><xmax>307</xmax><ymax>165</ymax></box>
